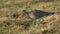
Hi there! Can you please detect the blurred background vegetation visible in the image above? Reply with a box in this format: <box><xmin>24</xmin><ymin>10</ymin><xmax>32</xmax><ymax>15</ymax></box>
<box><xmin>0</xmin><ymin>0</ymin><xmax>60</xmax><ymax>34</ymax></box>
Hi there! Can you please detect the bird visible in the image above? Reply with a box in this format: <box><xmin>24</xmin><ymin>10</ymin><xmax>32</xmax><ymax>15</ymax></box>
<box><xmin>22</xmin><ymin>10</ymin><xmax>54</xmax><ymax>20</ymax></box>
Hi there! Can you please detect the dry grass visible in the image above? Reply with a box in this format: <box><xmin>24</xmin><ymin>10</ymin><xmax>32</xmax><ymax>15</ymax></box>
<box><xmin>0</xmin><ymin>0</ymin><xmax>60</xmax><ymax>34</ymax></box>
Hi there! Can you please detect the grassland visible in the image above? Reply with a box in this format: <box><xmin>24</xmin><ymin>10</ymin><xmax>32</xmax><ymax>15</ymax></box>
<box><xmin>0</xmin><ymin>0</ymin><xmax>60</xmax><ymax>34</ymax></box>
